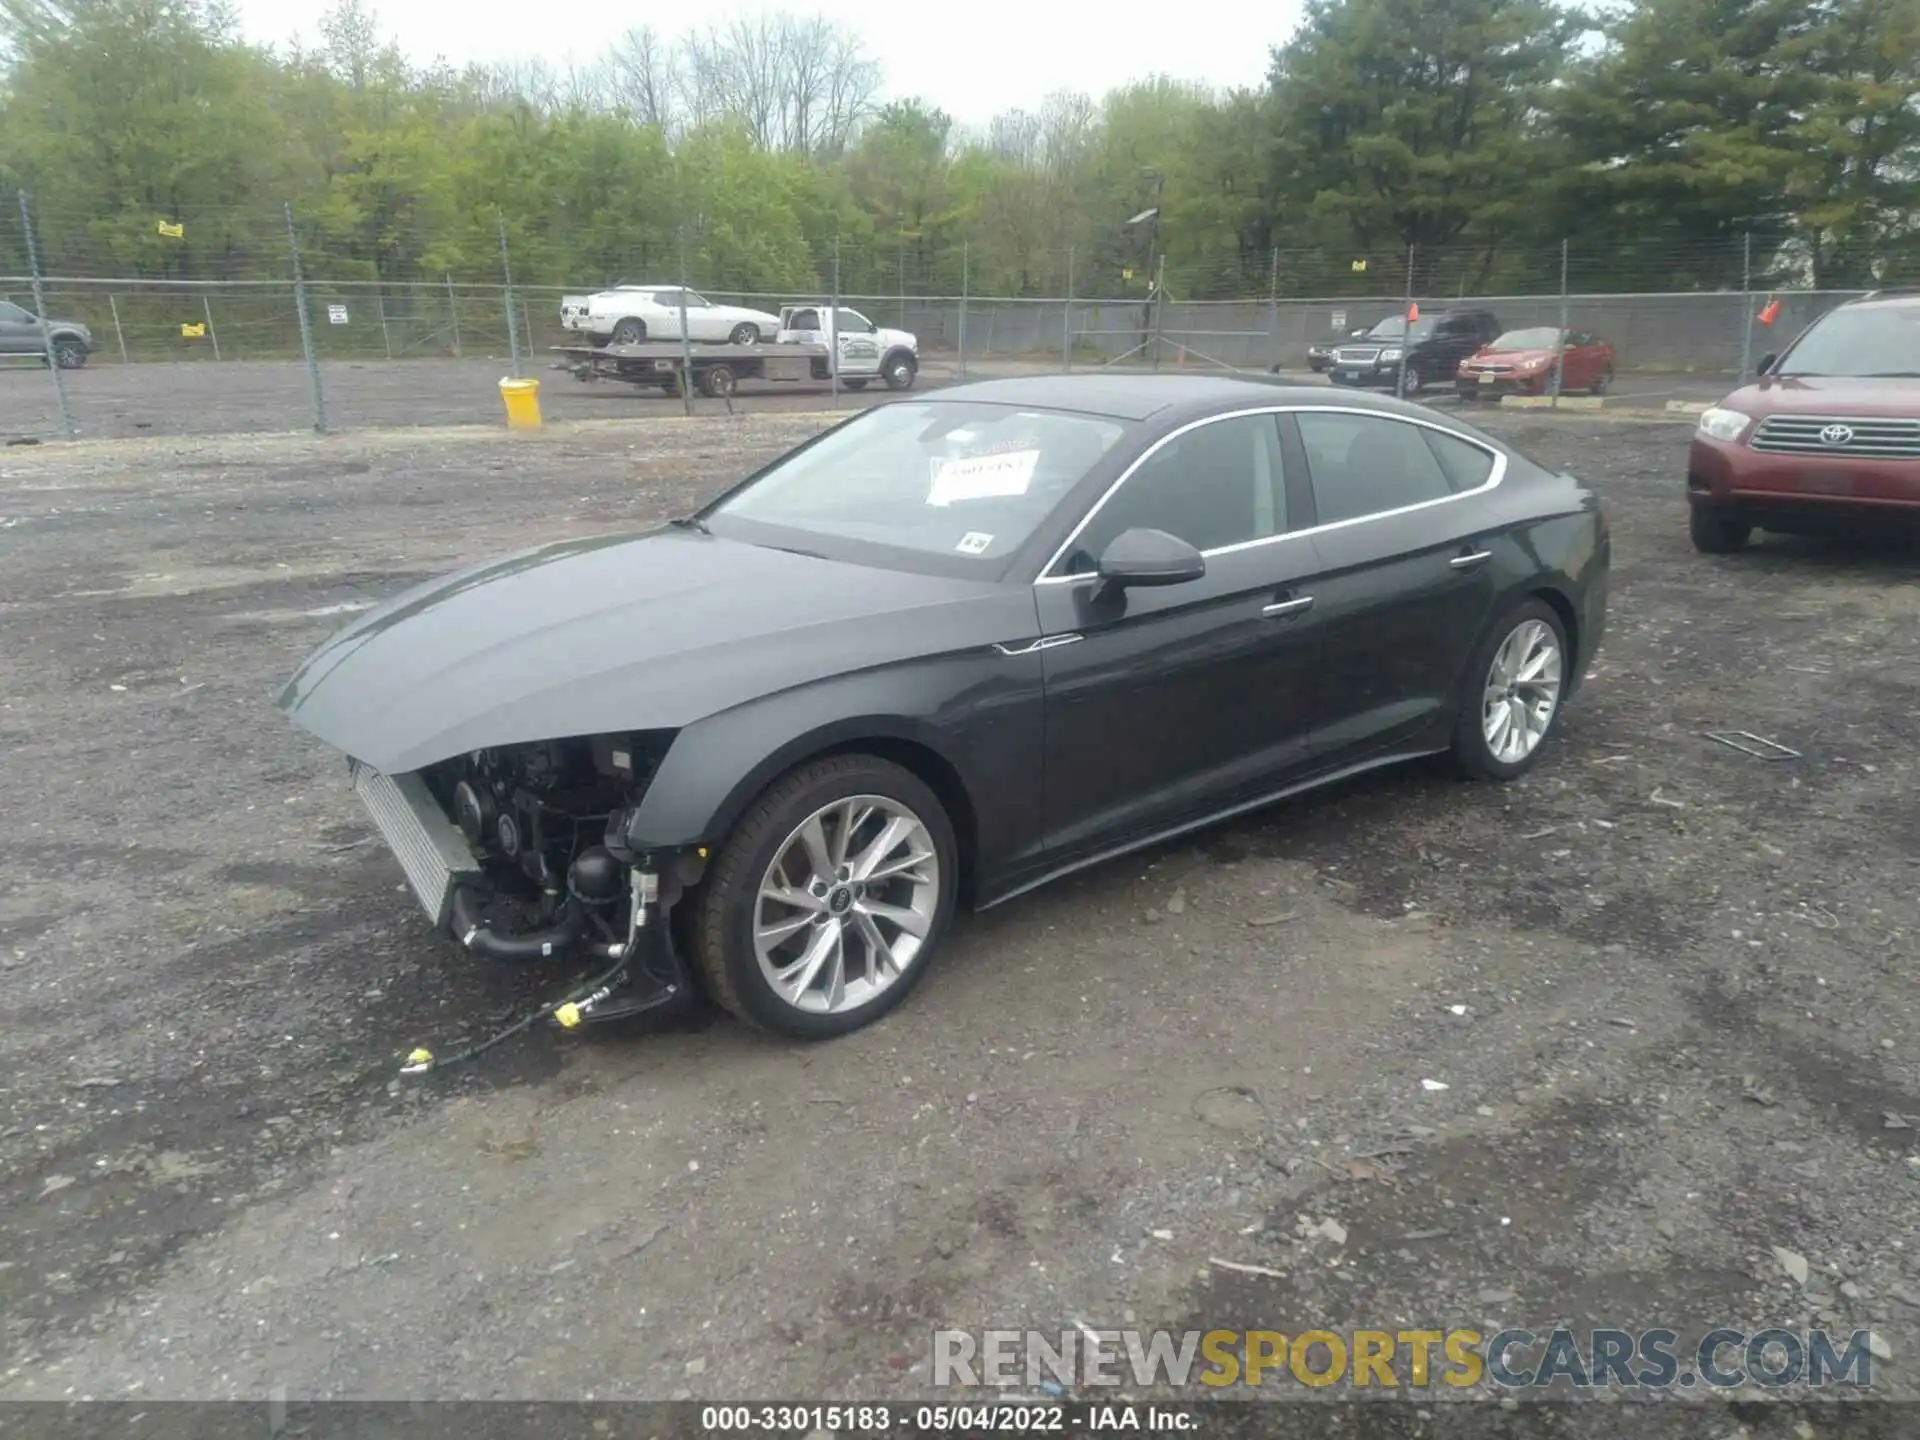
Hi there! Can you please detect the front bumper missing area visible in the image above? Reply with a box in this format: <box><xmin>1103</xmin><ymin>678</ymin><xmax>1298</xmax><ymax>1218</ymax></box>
<box><xmin>349</xmin><ymin>760</ymin><xmax>484</xmax><ymax>930</ymax></box>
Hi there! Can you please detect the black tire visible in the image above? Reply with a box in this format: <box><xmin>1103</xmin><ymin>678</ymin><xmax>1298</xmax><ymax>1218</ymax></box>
<box><xmin>1450</xmin><ymin>598</ymin><xmax>1571</xmax><ymax>782</ymax></box>
<box><xmin>1401</xmin><ymin>364</ymin><xmax>1425</xmax><ymax>396</ymax></box>
<box><xmin>1589</xmin><ymin>367</ymin><xmax>1612</xmax><ymax>397</ymax></box>
<box><xmin>51</xmin><ymin>338</ymin><xmax>88</xmax><ymax>370</ymax></box>
<box><xmin>882</xmin><ymin>352</ymin><xmax>916</xmax><ymax>391</ymax></box>
<box><xmin>843</xmin><ymin>378</ymin><xmax>868</xmax><ymax>391</ymax></box>
<box><xmin>610</xmin><ymin>317</ymin><xmax>646</xmax><ymax>345</ymax></box>
<box><xmin>1689</xmin><ymin>503</ymin><xmax>1751</xmax><ymax>554</ymax></box>
<box><xmin>728</xmin><ymin>323</ymin><xmax>760</xmax><ymax>346</ymax></box>
<box><xmin>693</xmin><ymin>754</ymin><xmax>959</xmax><ymax>1040</ymax></box>
<box><xmin>700</xmin><ymin>364</ymin><xmax>736</xmax><ymax>399</ymax></box>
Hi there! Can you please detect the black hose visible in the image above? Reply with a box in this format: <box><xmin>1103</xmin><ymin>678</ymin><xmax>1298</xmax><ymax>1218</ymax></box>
<box><xmin>398</xmin><ymin>947</ymin><xmax>629</xmax><ymax>1078</ymax></box>
<box><xmin>449</xmin><ymin>885</ymin><xmax>588</xmax><ymax>963</ymax></box>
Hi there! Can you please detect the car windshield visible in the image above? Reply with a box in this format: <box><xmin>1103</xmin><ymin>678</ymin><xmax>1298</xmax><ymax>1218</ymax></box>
<box><xmin>1492</xmin><ymin>327</ymin><xmax>1562</xmax><ymax>349</ymax></box>
<box><xmin>1367</xmin><ymin>316</ymin><xmax>1435</xmax><ymax>341</ymax></box>
<box><xmin>1778</xmin><ymin>305</ymin><xmax>1920</xmax><ymax>378</ymax></box>
<box><xmin>0</xmin><ymin>300</ymin><xmax>30</xmax><ymax>322</ymax></box>
<box><xmin>711</xmin><ymin>401</ymin><xmax>1128</xmax><ymax>563</ymax></box>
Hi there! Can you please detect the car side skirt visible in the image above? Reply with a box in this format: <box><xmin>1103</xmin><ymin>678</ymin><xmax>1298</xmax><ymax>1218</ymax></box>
<box><xmin>974</xmin><ymin>746</ymin><xmax>1444</xmax><ymax>911</ymax></box>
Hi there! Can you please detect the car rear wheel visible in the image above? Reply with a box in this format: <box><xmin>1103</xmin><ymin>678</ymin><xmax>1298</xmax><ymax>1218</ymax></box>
<box><xmin>700</xmin><ymin>364</ymin><xmax>737</xmax><ymax>399</ymax></box>
<box><xmin>1689</xmin><ymin>504</ymin><xmax>1751</xmax><ymax>554</ymax></box>
<box><xmin>728</xmin><ymin>323</ymin><xmax>760</xmax><ymax>346</ymax></box>
<box><xmin>694</xmin><ymin>755</ymin><xmax>958</xmax><ymax>1040</ymax></box>
<box><xmin>1451</xmin><ymin>600</ymin><xmax>1569</xmax><ymax>781</ymax></box>
<box><xmin>610</xmin><ymin>318</ymin><xmax>646</xmax><ymax>345</ymax></box>
<box><xmin>1589</xmin><ymin>368</ymin><xmax>1612</xmax><ymax>396</ymax></box>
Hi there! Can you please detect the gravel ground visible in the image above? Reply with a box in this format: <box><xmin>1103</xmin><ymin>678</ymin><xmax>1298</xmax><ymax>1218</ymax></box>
<box><xmin>1</xmin><ymin>405</ymin><xmax>1917</xmax><ymax>1427</ymax></box>
<box><xmin>0</xmin><ymin>353</ymin><xmax>1732</xmax><ymax>443</ymax></box>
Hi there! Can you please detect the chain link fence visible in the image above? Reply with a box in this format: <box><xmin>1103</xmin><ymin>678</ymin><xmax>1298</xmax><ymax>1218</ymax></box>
<box><xmin>0</xmin><ymin>193</ymin><xmax>1876</xmax><ymax>442</ymax></box>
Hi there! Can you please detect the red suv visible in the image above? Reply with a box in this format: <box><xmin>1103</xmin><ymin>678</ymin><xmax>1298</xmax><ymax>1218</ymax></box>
<box><xmin>1687</xmin><ymin>290</ymin><xmax>1920</xmax><ymax>552</ymax></box>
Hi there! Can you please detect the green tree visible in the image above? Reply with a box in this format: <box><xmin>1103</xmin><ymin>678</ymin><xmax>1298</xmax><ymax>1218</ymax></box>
<box><xmin>1263</xmin><ymin>0</ymin><xmax>1575</xmax><ymax>293</ymax></box>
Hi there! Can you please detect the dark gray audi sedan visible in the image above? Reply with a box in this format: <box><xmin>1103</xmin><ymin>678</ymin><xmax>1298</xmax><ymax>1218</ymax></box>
<box><xmin>280</xmin><ymin>375</ymin><xmax>1609</xmax><ymax>1045</ymax></box>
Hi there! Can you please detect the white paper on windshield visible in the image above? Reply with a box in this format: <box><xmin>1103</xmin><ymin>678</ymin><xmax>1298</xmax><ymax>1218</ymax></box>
<box><xmin>926</xmin><ymin>449</ymin><xmax>1039</xmax><ymax>507</ymax></box>
<box><xmin>955</xmin><ymin>531</ymin><xmax>994</xmax><ymax>554</ymax></box>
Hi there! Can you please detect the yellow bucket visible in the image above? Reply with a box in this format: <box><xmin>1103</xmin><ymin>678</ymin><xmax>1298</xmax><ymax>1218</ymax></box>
<box><xmin>499</xmin><ymin>376</ymin><xmax>542</xmax><ymax>429</ymax></box>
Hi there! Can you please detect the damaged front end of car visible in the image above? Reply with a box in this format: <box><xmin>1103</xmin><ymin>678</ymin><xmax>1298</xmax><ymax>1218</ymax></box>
<box><xmin>349</xmin><ymin>729</ymin><xmax>705</xmax><ymax>1032</ymax></box>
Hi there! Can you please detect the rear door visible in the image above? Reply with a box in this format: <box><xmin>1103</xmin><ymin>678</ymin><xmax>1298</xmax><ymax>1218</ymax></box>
<box><xmin>1281</xmin><ymin>409</ymin><xmax>1504</xmax><ymax>768</ymax></box>
<box><xmin>1034</xmin><ymin>411</ymin><xmax>1325</xmax><ymax>859</ymax></box>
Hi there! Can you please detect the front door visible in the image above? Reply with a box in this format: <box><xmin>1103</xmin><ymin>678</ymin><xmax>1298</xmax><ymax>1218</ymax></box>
<box><xmin>1033</xmin><ymin>412</ymin><xmax>1325</xmax><ymax>860</ymax></box>
<box><xmin>1282</xmin><ymin>410</ymin><xmax>1502</xmax><ymax>767</ymax></box>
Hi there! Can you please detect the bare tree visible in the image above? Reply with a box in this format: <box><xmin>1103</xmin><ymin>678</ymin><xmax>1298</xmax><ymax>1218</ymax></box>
<box><xmin>1037</xmin><ymin>90</ymin><xmax>1096</xmax><ymax>174</ymax></box>
<box><xmin>675</xmin><ymin>11</ymin><xmax>879</xmax><ymax>155</ymax></box>
<box><xmin>606</xmin><ymin>25</ymin><xmax>677</xmax><ymax>129</ymax></box>
<box><xmin>987</xmin><ymin>109</ymin><xmax>1042</xmax><ymax>169</ymax></box>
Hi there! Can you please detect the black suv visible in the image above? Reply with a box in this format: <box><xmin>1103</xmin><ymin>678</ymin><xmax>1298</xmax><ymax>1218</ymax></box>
<box><xmin>1328</xmin><ymin>308</ymin><xmax>1501</xmax><ymax>396</ymax></box>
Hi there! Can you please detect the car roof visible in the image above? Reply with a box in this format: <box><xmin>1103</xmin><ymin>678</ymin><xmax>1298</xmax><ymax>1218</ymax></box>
<box><xmin>919</xmin><ymin>373</ymin><xmax>1457</xmax><ymax>424</ymax></box>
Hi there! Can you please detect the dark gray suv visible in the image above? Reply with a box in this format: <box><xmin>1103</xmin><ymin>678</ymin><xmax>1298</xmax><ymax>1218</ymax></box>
<box><xmin>0</xmin><ymin>299</ymin><xmax>93</xmax><ymax>368</ymax></box>
<box><xmin>1329</xmin><ymin>308</ymin><xmax>1501</xmax><ymax>396</ymax></box>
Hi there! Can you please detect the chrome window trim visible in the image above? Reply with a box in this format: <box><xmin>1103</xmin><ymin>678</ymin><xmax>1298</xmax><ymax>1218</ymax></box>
<box><xmin>1034</xmin><ymin>404</ymin><xmax>1508</xmax><ymax>586</ymax></box>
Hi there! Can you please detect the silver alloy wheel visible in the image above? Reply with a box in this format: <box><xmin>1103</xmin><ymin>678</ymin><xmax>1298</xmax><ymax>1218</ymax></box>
<box><xmin>1481</xmin><ymin>618</ymin><xmax>1564</xmax><ymax>764</ymax></box>
<box><xmin>753</xmin><ymin>794</ymin><xmax>941</xmax><ymax>1014</ymax></box>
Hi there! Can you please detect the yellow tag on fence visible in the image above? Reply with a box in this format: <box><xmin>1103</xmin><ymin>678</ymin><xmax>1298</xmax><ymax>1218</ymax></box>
<box><xmin>180</xmin><ymin>322</ymin><xmax>205</xmax><ymax>338</ymax></box>
<box><xmin>157</xmin><ymin>220</ymin><xmax>185</xmax><ymax>239</ymax></box>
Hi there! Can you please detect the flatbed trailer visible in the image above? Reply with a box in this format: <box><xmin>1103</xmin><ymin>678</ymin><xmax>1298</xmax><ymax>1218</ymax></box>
<box><xmin>550</xmin><ymin>341</ymin><xmax>838</xmax><ymax>398</ymax></box>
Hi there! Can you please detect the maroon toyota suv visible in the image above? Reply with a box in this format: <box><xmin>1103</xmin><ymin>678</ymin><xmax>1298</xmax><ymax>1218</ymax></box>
<box><xmin>1687</xmin><ymin>290</ymin><xmax>1920</xmax><ymax>552</ymax></box>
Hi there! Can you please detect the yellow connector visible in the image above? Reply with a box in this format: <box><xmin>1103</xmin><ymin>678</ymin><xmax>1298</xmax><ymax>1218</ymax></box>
<box><xmin>555</xmin><ymin>1002</ymin><xmax>582</xmax><ymax>1029</ymax></box>
<box><xmin>406</xmin><ymin>1047</ymin><xmax>433</xmax><ymax>1067</ymax></box>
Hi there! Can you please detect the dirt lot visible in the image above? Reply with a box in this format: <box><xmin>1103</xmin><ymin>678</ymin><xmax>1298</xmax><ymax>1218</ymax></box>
<box><xmin>1</xmin><ymin>404</ymin><xmax>1917</xmax><ymax>1426</ymax></box>
<box><xmin>1</xmin><ymin>354</ymin><xmax>1733</xmax><ymax>443</ymax></box>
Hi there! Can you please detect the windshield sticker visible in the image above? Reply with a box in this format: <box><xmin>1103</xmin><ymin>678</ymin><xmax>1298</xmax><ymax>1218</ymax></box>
<box><xmin>955</xmin><ymin>531</ymin><xmax>994</xmax><ymax>555</ymax></box>
<box><xmin>927</xmin><ymin>449</ymin><xmax>1040</xmax><ymax>507</ymax></box>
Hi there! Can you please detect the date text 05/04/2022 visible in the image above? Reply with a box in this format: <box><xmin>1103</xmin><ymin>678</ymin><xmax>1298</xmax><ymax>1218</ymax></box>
<box><xmin>698</xmin><ymin>1404</ymin><xmax>1195</xmax><ymax>1432</ymax></box>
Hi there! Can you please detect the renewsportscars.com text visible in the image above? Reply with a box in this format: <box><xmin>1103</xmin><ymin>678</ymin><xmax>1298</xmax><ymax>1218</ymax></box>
<box><xmin>932</xmin><ymin>1326</ymin><xmax>1879</xmax><ymax>1391</ymax></box>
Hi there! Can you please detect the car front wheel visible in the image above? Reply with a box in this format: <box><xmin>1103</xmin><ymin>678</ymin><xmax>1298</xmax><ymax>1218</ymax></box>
<box><xmin>728</xmin><ymin>323</ymin><xmax>760</xmax><ymax>346</ymax></box>
<box><xmin>694</xmin><ymin>754</ymin><xmax>958</xmax><ymax>1039</ymax></box>
<box><xmin>1451</xmin><ymin>600</ymin><xmax>1569</xmax><ymax>781</ymax></box>
<box><xmin>1689</xmin><ymin>503</ymin><xmax>1750</xmax><ymax>554</ymax></box>
<box><xmin>51</xmin><ymin>339</ymin><xmax>88</xmax><ymax>369</ymax></box>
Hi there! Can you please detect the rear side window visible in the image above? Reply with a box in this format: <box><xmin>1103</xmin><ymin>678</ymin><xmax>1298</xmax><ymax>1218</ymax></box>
<box><xmin>1297</xmin><ymin>413</ymin><xmax>1455</xmax><ymax>524</ymax></box>
<box><xmin>1423</xmin><ymin>431</ymin><xmax>1498</xmax><ymax>492</ymax></box>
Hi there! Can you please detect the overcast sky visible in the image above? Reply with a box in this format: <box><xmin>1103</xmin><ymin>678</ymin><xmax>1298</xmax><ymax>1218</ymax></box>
<box><xmin>231</xmin><ymin>0</ymin><xmax>1293</xmax><ymax>126</ymax></box>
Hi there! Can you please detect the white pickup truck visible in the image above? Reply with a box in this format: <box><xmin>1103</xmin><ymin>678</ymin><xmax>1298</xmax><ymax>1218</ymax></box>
<box><xmin>777</xmin><ymin>304</ymin><xmax>919</xmax><ymax>390</ymax></box>
<box><xmin>559</xmin><ymin>285</ymin><xmax>785</xmax><ymax>346</ymax></box>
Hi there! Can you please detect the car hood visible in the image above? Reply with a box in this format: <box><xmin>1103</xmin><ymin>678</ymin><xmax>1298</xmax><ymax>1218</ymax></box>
<box><xmin>277</xmin><ymin>527</ymin><xmax>1020</xmax><ymax>775</ymax></box>
<box><xmin>1719</xmin><ymin>374</ymin><xmax>1920</xmax><ymax>417</ymax></box>
<box><xmin>1470</xmin><ymin>348</ymin><xmax>1557</xmax><ymax>366</ymax></box>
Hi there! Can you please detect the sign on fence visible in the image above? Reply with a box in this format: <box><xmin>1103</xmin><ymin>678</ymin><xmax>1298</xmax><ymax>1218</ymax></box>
<box><xmin>1331</xmin><ymin>310</ymin><xmax>1347</xmax><ymax>330</ymax></box>
<box><xmin>328</xmin><ymin>304</ymin><xmax>349</xmax><ymax>325</ymax></box>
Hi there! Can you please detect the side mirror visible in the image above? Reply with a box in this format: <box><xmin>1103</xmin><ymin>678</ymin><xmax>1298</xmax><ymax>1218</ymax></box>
<box><xmin>1756</xmin><ymin>353</ymin><xmax>1777</xmax><ymax>376</ymax></box>
<box><xmin>1096</xmin><ymin>528</ymin><xmax>1206</xmax><ymax>588</ymax></box>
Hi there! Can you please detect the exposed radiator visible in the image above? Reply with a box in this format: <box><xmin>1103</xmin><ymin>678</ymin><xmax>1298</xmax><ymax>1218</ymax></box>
<box><xmin>349</xmin><ymin>760</ymin><xmax>485</xmax><ymax>930</ymax></box>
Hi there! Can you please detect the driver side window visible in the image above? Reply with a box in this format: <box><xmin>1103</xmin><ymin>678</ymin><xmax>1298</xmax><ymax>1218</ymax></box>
<box><xmin>1059</xmin><ymin>414</ymin><xmax>1286</xmax><ymax>574</ymax></box>
<box><xmin>836</xmin><ymin>309</ymin><xmax>875</xmax><ymax>334</ymax></box>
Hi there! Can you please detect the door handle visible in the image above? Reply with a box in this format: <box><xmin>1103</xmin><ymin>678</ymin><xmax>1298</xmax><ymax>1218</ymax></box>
<box><xmin>1262</xmin><ymin>594</ymin><xmax>1314</xmax><ymax>618</ymax></box>
<box><xmin>1450</xmin><ymin>550</ymin><xmax>1493</xmax><ymax>570</ymax></box>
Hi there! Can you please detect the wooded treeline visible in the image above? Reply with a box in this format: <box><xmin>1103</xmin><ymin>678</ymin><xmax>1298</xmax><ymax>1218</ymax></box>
<box><xmin>1</xmin><ymin>0</ymin><xmax>1915</xmax><ymax>299</ymax></box>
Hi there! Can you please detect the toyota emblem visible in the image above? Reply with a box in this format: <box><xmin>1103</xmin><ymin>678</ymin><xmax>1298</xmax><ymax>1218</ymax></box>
<box><xmin>1819</xmin><ymin>423</ymin><xmax>1855</xmax><ymax>446</ymax></box>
